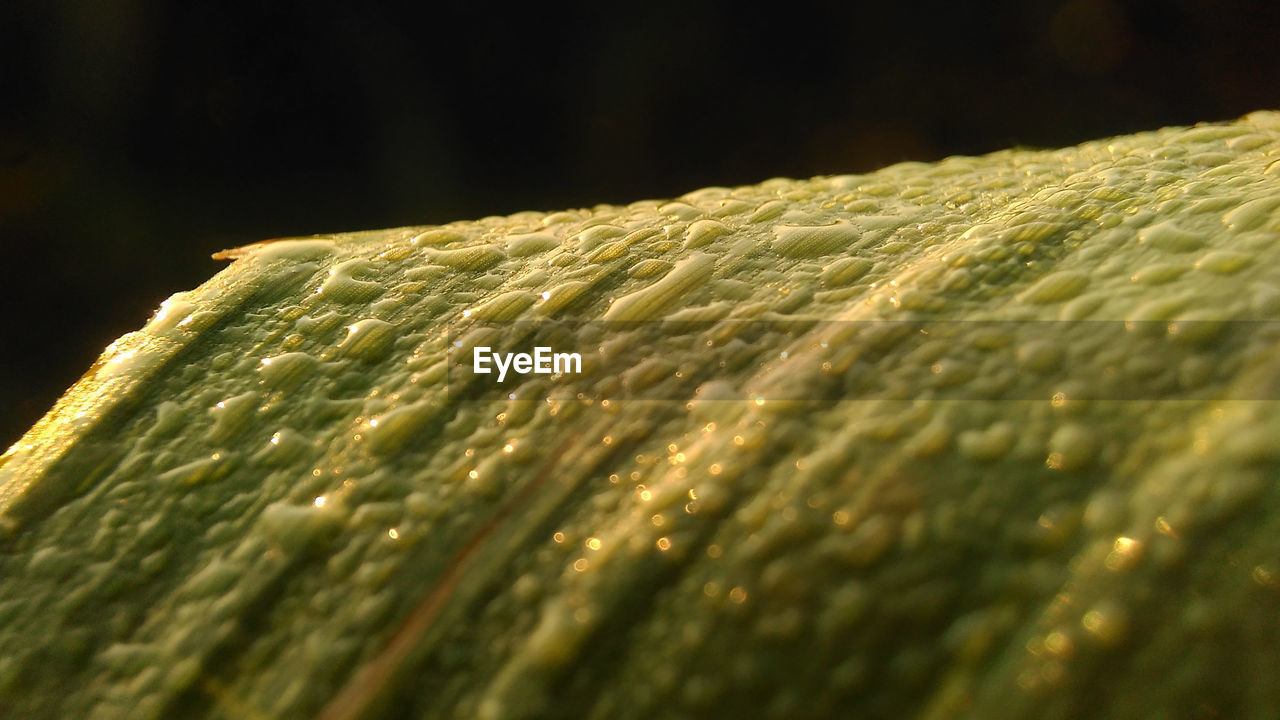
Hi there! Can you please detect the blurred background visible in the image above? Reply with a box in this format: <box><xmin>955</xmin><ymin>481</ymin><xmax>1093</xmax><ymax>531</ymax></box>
<box><xmin>2</xmin><ymin>0</ymin><xmax>1278</xmax><ymax>448</ymax></box>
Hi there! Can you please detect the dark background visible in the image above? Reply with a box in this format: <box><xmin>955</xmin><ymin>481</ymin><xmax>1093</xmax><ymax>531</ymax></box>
<box><xmin>2</xmin><ymin>0</ymin><xmax>1278</xmax><ymax>448</ymax></box>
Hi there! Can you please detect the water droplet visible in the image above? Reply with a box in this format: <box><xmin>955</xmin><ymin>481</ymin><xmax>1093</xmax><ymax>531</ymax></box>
<box><xmin>1046</xmin><ymin>424</ymin><xmax>1097</xmax><ymax>471</ymax></box>
<box><xmin>603</xmin><ymin>253</ymin><xmax>716</xmax><ymax>321</ymax></box>
<box><xmin>1137</xmin><ymin>221</ymin><xmax>1205</xmax><ymax>252</ymax></box>
<box><xmin>505</xmin><ymin>232</ymin><xmax>560</xmax><ymax>257</ymax></box>
<box><xmin>318</xmin><ymin>259</ymin><xmax>384</xmax><ymax>303</ymax></box>
<box><xmin>1017</xmin><ymin>271</ymin><xmax>1088</xmax><ymax>304</ymax></box>
<box><xmin>258</xmin><ymin>352</ymin><xmax>318</xmax><ymax>390</ymax></box>
<box><xmin>412</xmin><ymin>229</ymin><xmax>467</xmax><ymax>245</ymax></box>
<box><xmin>771</xmin><ymin>223</ymin><xmax>862</xmax><ymax>258</ymax></box>
<box><xmin>424</xmin><ymin>245</ymin><xmax>505</xmax><ymax>271</ymax></box>
<box><xmin>466</xmin><ymin>291</ymin><xmax>537</xmax><ymax>322</ymax></box>
<box><xmin>1129</xmin><ymin>263</ymin><xmax>1188</xmax><ymax>285</ymax></box>
<box><xmin>1222</xmin><ymin>196</ymin><xmax>1280</xmax><ymax>230</ymax></box>
<box><xmin>207</xmin><ymin>392</ymin><xmax>259</xmax><ymax>444</ymax></box>
<box><xmin>339</xmin><ymin>319</ymin><xmax>397</xmax><ymax>362</ymax></box>
<box><xmin>1194</xmin><ymin>250</ymin><xmax>1253</xmax><ymax>275</ymax></box>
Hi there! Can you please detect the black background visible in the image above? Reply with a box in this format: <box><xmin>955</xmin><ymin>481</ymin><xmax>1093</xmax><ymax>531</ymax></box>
<box><xmin>2</xmin><ymin>0</ymin><xmax>1278</xmax><ymax>448</ymax></box>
